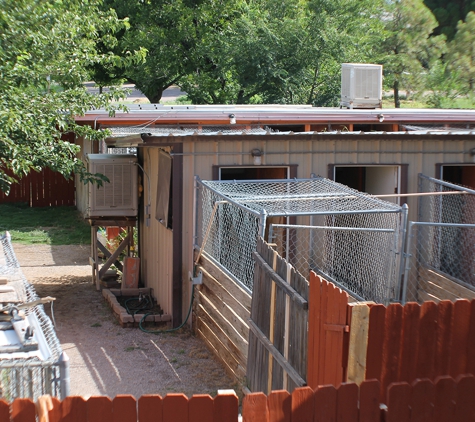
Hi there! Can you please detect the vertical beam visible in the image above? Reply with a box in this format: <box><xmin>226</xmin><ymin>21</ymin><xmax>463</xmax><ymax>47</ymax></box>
<box><xmin>172</xmin><ymin>143</ymin><xmax>184</xmax><ymax>327</ymax></box>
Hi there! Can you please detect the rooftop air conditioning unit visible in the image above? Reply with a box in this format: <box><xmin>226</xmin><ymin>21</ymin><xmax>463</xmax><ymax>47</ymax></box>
<box><xmin>86</xmin><ymin>154</ymin><xmax>138</xmax><ymax>218</ymax></box>
<box><xmin>341</xmin><ymin>63</ymin><xmax>382</xmax><ymax>109</ymax></box>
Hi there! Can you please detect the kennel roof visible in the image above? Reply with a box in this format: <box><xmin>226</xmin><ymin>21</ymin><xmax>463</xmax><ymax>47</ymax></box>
<box><xmin>199</xmin><ymin>177</ymin><xmax>402</xmax><ymax>217</ymax></box>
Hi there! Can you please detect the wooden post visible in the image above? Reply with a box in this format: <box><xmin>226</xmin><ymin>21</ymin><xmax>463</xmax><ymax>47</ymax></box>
<box><xmin>347</xmin><ymin>303</ymin><xmax>371</xmax><ymax>384</ymax></box>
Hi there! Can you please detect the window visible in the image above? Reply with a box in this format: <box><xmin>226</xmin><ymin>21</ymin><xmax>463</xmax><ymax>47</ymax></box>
<box><xmin>330</xmin><ymin>164</ymin><xmax>407</xmax><ymax>205</ymax></box>
<box><xmin>155</xmin><ymin>150</ymin><xmax>173</xmax><ymax>229</ymax></box>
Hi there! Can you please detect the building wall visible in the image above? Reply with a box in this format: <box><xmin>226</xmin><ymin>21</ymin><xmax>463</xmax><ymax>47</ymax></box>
<box><xmin>140</xmin><ymin>147</ymin><xmax>173</xmax><ymax>316</ymax></box>
<box><xmin>181</xmin><ymin>135</ymin><xmax>475</xmax><ymax>314</ymax></box>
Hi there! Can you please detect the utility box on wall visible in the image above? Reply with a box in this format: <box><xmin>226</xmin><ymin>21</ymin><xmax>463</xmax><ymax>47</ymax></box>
<box><xmin>85</xmin><ymin>154</ymin><xmax>138</xmax><ymax>218</ymax></box>
<box><xmin>341</xmin><ymin>63</ymin><xmax>383</xmax><ymax>109</ymax></box>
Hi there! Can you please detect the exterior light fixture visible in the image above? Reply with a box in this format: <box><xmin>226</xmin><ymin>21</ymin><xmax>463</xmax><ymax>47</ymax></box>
<box><xmin>229</xmin><ymin>114</ymin><xmax>236</xmax><ymax>124</ymax></box>
<box><xmin>251</xmin><ymin>148</ymin><xmax>262</xmax><ymax>165</ymax></box>
<box><xmin>377</xmin><ymin>113</ymin><xmax>384</xmax><ymax>123</ymax></box>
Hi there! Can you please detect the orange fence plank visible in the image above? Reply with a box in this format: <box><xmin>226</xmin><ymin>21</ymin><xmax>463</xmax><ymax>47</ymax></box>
<box><xmin>435</xmin><ymin>301</ymin><xmax>453</xmax><ymax>377</ymax></box>
<box><xmin>0</xmin><ymin>400</ymin><xmax>10</xmax><ymax>422</ymax></box>
<box><xmin>336</xmin><ymin>383</ymin><xmax>358</xmax><ymax>422</ymax></box>
<box><xmin>434</xmin><ymin>376</ymin><xmax>456</xmax><ymax>422</ymax></box>
<box><xmin>307</xmin><ymin>272</ymin><xmax>319</xmax><ymax>389</ymax></box>
<box><xmin>87</xmin><ymin>396</ymin><xmax>113</xmax><ymax>422</ymax></box>
<box><xmin>113</xmin><ymin>395</ymin><xmax>137</xmax><ymax>422</ymax></box>
<box><xmin>291</xmin><ymin>387</ymin><xmax>314</xmax><ymax>422</ymax></box>
<box><xmin>398</xmin><ymin>302</ymin><xmax>421</xmax><ymax>383</ymax></box>
<box><xmin>358</xmin><ymin>380</ymin><xmax>380</xmax><ymax>422</ymax></box>
<box><xmin>416</xmin><ymin>301</ymin><xmax>438</xmax><ymax>380</ymax></box>
<box><xmin>467</xmin><ymin>301</ymin><xmax>475</xmax><ymax>375</ymax></box>
<box><xmin>455</xmin><ymin>374</ymin><xmax>475</xmax><ymax>422</ymax></box>
<box><xmin>61</xmin><ymin>396</ymin><xmax>87</xmax><ymax>422</ymax></box>
<box><xmin>315</xmin><ymin>275</ymin><xmax>326</xmax><ymax>388</ymax></box>
<box><xmin>46</xmin><ymin>397</ymin><xmax>62</xmax><ymax>422</ymax></box>
<box><xmin>411</xmin><ymin>378</ymin><xmax>435</xmax><ymax>422</ymax></box>
<box><xmin>314</xmin><ymin>385</ymin><xmax>337</xmax><ymax>422</ymax></box>
<box><xmin>268</xmin><ymin>390</ymin><xmax>291</xmax><ymax>422</ymax></box>
<box><xmin>365</xmin><ymin>305</ymin><xmax>386</xmax><ymax>381</ymax></box>
<box><xmin>163</xmin><ymin>394</ymin><xmax>188</xmax><ymax>422</ymax></box>
<box><xmin>11</xmin><ymin>399</ymin><xmax>36</xmax><ymax>422</ymax></box>
<box><xmin>138</xmin><ymin>395</ymin><xmax>162</xmax><ymax>422</ymax></box>
<box><xmin>380</xmin><ymin>304</ymin><xmax>403</xmax><ymax>402</ymax></box>
<box><xmin>242</xmin><ymin>393</ymin><xmax>269</xmax><ymax>422</ymax></box>
<box><xmin>214</xmin><ymin>392</ymin><xmax>238</xmax><ymax>422</ymax></box>
<box><xmin>188</xmin><ymin>395</ymin><xmax>213</xmax><ymax>422</ymax></box>
<box><xmin>450</xmin><ymin>300</ymin><xmax>471</xmax><ymax>377</ymax></box>
<box><xmin>386</xmin><ymin>382</ymin><xmax>411</xmax><ymax>422</ymax></box>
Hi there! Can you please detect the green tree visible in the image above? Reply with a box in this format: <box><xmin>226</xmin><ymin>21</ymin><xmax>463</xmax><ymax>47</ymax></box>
<box><xmin>181</xmin><ymin>0</ymin><xmax>384</xmax><ymax>106</ymax></box>
<box><xmin>446</xmin><ymin>11</ymin><xmax>475</xmax><ymax>91</ymax></box>
<box><xmin>423</xmin><ymin>0</ymin><xmax>475</xmax><ymax>40</ymax></box>
<box><xmin>0</xmin><ymin>0</ymin><xmax>145</xmax><ymax>194</ymax></box>
<box><xmin>379</xmin><ymin>0</ymin><xmax>445</xmax><ymax>107</ymax></box>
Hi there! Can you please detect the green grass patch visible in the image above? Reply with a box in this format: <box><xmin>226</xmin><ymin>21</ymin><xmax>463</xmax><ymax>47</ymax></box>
<box><xmin>0</xmin><ymin>203</ymin><xmax>91</xmax><ymax>245</ymax></box>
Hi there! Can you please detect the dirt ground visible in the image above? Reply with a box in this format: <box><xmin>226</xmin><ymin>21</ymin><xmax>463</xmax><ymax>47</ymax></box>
<box><xmin>13</xmin><ymin>243</ymin><xmax>236</xmax><ymax>399</ymax></box>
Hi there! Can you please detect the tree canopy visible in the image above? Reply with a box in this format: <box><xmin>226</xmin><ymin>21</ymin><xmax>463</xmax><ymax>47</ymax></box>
<box><xmin>424</xmin><ymin>0</ymin><xmax>475</xmax><ymax>40</ymax></box>
<box><xmin>0</xmin><ymin>0</ymin><xmax>145</xmax><ymax>193</ymax></box>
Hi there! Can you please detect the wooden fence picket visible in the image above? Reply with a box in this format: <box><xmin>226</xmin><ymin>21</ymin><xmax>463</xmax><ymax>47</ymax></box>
<box><xmin>138</xmin><ymin>395</ymin><xmax>163</xmax><ymax>422</ymax></box>
<box><xmin>113</xmin><ymin>395</ymin><xmax>137</xmax><ymax>422</ymax></box>
<box><xmin>386</xmin><ymin>382</ymin><xmax>411</xmax><ymax>422</ymax></box>
<box><xmin>365</xmin><ymin>304</ymin><xmax>386</xmax><ymax>381</ymax></box>
<box><xmin>455</xmin><ymin>374</ymin><xmax>475</xmax><ymax>422</ymax></box>
<box><xmin>450</xmin><ymin>299</ymin><xmax>471</xmax><ymax>377</ymax></box>
<box><xmin>10</xmin><ymin>398</ymin><xmax>36</xmax><ymax>422</ymax></box>
<box><xmin>188</xmin><ymin>395</ymin><xmax>213</xmax><ymax>422</ymax></box>
<box><xmin>434</xmin><ymin>376</ymin><xmax>456</xmax><ymax>422</ymax></box>
<box><xmin>336</xmin><ymin>383</ymin><xmax>358</xmax><ymax>422</ymax></box>
<box><xmin>0</xmin><ymin>400</ymin><xmax>10</xmax><ymax>422</ymax></box>
<box><xmin>290</xmin><ymin>387</ymin><xmax>314</xmax><ymax>422</ymax></box>
<box><xmin>242</xmin><ymin>392</ymin><xmax>269</xmax><ymax>422</ymax></box>
<box><xmin>398</xmin><ymin>302</ymin><xmax>421</xmax><ymax>383</ymax></box>
<box><xmin>61</xmin><ymin>396</ymin><xmax>87</xmax><ymax>422</ymax></box>
<box><xmin>87</xmin><ymin>396</ymin><xmax>112</xmax><ymax>422</ymax></box>
<box><xmin>358</xmin><ymin>380</ymin><xmax>380</xmax><ymax>422</ymax></box>
<box><xmin>314</xmin><ymin>385</ymin><xmax>337</xmax><ymax>422</ymax></box>
<box><xmin>467</xmin><ymin>300</ymin><xmax>475</xmax><ymax>375</ymax></box>
<box><xmin>214</xmin><ymin>392</ymin><xmax>239</xmax><ymax>422</ymax></box>
<box><xmin>416</xmin><ymin>300</ymin><xmax>438</xmax><ymax>380</ymax></box>
<box><xmin>435</xmin><ymin>301</ymin><xmax>453</xmax><ymax>377</ymax></box>
<box><xmin>267</xmin><ymin>390</ymin><xmax>291</xmax><ymax>422</ymax></box>
<box><xmin>163</xmin><ymin>394</ymin><xmax>188</xmax><ymax>422</ymax></box>
<box><xmin>410</xmin><ymin>379</ymin><xmax>435</xmax><ymax>422</ymax></box>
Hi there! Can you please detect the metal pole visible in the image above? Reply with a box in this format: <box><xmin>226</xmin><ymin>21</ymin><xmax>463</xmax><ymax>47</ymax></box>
<box><xmin>401</xmin><ymin>222</ymin><xmax>415</xmax><ymax>304</ymax></box>
<box><xmin>259</xmin><ymin>209</ymin><xmax>268</xmax><ymax>238</ymax></box>
<box><xmin>397</xmin><ymin>204</ymin><xmax>409</xmax><ymax>303</ymax></box>
<box><xmin>59</xmin><ymin>352</ymin><xmax>70</xmax><ymax>399</ymax></box>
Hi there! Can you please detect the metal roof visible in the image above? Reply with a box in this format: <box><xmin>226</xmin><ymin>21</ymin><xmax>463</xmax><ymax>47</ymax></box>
<box><xmin>77</xmin><ymin>105</ymin><xmax>475</xmax><ymax>127</ymax></box>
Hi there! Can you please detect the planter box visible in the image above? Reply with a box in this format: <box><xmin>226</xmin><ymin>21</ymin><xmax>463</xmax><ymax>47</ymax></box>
<box><xmin>102</xmin><ymin>288</ymin><xmax>172</xmax><ymax>328</ymax></box>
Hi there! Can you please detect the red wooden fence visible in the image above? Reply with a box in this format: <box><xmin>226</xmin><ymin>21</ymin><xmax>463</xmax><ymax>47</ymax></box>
<box><xmin>4</xmin><ymin>376</ymin><xmax>475</xmax><ymax>421</ymax></box>
<box><xmin>0</xmin><ymin>168</ymin><xmax>75</xmax><ymax>207</ymax></box>
<box><xmin>307</xmin><ymin>271</ymin><xmax>350</xmax><ymax>389</ymax></box>
<box><xmin>365</xmin><ymin>299</ymin><xmax>475</xmax><ymax>402</ymax></box>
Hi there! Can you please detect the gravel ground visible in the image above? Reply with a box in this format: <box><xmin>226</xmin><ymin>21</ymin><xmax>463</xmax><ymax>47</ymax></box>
<box><xmin>13</xmin><ymin>243</ymin><xmax>236</xmax><ymax>399</ymax></box>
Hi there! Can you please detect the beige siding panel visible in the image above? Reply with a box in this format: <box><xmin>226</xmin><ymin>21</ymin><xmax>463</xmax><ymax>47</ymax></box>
<box><xmin>141</xmin><ymin>147</ymin><xmax>173</xmax><ymax>315</ymax></box>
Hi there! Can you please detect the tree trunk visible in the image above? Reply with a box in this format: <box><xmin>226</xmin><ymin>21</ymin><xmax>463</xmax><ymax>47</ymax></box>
<box><xmin>394</xmin><ymin>80</ymin><xmax>400</xmax><ymax>108</ymax></box>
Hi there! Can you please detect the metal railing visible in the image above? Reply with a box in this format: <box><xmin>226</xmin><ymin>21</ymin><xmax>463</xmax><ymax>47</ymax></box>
<box><xmin>195</xmin><ymin>177</ymin><xmax>403</xmax><ymax>295</ymax></box>
<box><xmin>0</xmin><ymin>232</ymin><xmax>69</xmax><ymax>401</ymax></box>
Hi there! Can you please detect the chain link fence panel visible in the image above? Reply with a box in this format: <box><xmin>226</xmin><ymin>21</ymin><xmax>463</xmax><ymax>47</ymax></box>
<box><xmin>269</xmin><ymin>214</ymin><xmax>401</xmax><ymax>304</ymax></box>
<box><xmin>195</xmin><ymin>177</ymin><xmax>403</xmax><ymax>294</ymax></box>
<box><xmin>0</xmin><ymin>232</ymin><xmax>69</xmax><ymax>401</ymax></box>
<box><xmin>402</xmin><ymin>175</ymin><xmax>475</xmax><ymax>303</ymax></box>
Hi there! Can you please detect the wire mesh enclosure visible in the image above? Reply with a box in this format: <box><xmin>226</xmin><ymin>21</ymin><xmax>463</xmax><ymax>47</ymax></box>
<box><xmin>402</xmin><ymin>175</ymin><xmax>475</xmax><ymax>303</ymax></box>
<box><xmin>0</xmin><ymin>233</ymin><xmax>69</xmax><ymax>401</ymax></box>
<box><xmin>195</xmin><ymin>177</ymin><xmax>404</xmax><ymax>302</ymax></box>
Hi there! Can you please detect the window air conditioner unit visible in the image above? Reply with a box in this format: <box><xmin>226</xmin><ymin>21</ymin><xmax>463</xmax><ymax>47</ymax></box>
<box><xmin>341</xmin><ymin>63</ymin><xmax>382</xmax><ymax>109</ymax></box>
<box><xmin>86</xmin><ymin>154</ymin><xmax>138</xmax><ymax>218</ymax></box>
